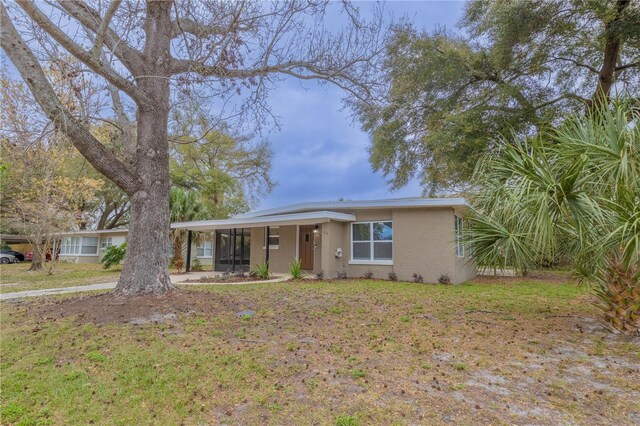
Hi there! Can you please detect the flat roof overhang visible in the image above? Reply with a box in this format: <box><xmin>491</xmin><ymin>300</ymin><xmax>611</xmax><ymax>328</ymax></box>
<box><xmin>171</xmin><ymin>210</ymin><xmax>357</xmax><ymax>232</ymax></box>
<box><xmin>236</xmin><ymin>197</ymin><xmax>469</xmax><ymax>218</ymax></box>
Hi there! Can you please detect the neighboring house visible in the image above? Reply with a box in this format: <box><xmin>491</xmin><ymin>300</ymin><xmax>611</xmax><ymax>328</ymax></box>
<box><xmin>58</xmin><ymin>229</ymin><xmax>128</xmax><ymax>263</ymax></box>
<box><xmin>57</xmin><ymin>197</ymin><xmax>475</xmax><ymax>284</ymax></box>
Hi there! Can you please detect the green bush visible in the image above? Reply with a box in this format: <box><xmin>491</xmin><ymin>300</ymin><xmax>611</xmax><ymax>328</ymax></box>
<box><xmin>253</xmin><ymin>262</ymin><xmax>270</xmax><ymax>279</ymax></box>
<box><xmin>100</xmin><ymin>242</ymin><xmax>126</xmax><ymax>269</ymax></box>
<box><xmin>289</xmin><ymin>259</ymin><xmax>306</xmax><ymax>280</ymax></box>
<box><xmin>191</xmin><ymin>257</ymin><xmax>203</xmax><ymax>272</ymax></box>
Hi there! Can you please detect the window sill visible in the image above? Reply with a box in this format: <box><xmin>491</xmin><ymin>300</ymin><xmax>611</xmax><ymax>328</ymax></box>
<box><xmin>349</xmin><ymin>260</ymin><xmax>393</xmax><ymax>266</ymax></box>
<box><xmin>60</xmin><ymin>254</ymin><xmax>99</xmax><ymax>257</ymax></box>
<box><xmin>262</xmin><ymin>246</ymin><xmax>279</xmax><ymax>250</ymax></box>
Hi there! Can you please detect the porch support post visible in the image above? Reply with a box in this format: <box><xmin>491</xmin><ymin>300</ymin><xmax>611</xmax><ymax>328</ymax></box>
<box><xmin>265</xmin><ymin>226</ymin><xmax>270</xmax><ymax>269</ymax></box>
<box><xmin>185</xmin><ymin>230</ymin><xmax>192</xmax><ymax>273</ymax></box>
<box><xmin>232</xmin><ymin>228</ymin><xmax>237</xmax><ymax>271</ymax></box>
<box><xmin>240</xmin><ymin>228</ymin><xmax>245</xmax><ymax>271</ymax></box>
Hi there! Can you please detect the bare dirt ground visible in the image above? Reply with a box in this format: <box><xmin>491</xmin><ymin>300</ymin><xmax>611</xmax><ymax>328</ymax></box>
<box><xmin>2</xmin><ymin>277</ymin><xmax>639</xmax><ymax>425</ymax></box>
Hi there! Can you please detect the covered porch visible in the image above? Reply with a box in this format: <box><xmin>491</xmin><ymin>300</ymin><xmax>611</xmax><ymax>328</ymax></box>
<box><xmin>172</xmin><ymin>211</ymin><xmax>355</xmax><ymax>274</ymax></box>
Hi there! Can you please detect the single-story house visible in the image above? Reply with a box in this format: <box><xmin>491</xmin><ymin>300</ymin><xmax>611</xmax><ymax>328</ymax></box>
<box><xmin>58</xmin><ymin>229</ymin><xmax>128</xmax><ymax>263</ymax></box>
<box><xmin>58</xmin><ymin>197</ymin><xmax>475</xmax><ymax>284</ymax></box>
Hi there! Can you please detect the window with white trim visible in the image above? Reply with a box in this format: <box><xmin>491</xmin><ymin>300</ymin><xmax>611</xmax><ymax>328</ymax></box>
<box><xmin>100</xmin><ymin>237</ymin><xmax>113</xmax><ymax>251</ymax></box>
<box><xmin>81</xmin><ymin>237</ymin><xmax>98</xmax><ymax>254</ymax></box>
<box><xmin>351</xmin><ymin>221</ymin><xmax>393</xmax><ymax>262</ymax></box>
<box><xmin>60</xmin><ymin>237</ymin><xmax>80</xmax><ymax>255</ymax></box>
<box><xmin>60</xmin><ymin>236</ymin><xmax>98</xmax><ymax>255</ymax></box>
<box><xmin>455</xmin><ymin>215</ymin><xmax>464</xmax><ymax>257</ymax></box>
<box><xmin>264</xmin><ymin>226</ymin><xmax>279</xmax><ymax>249</ymax></box>
<box><xmin>197</xmin><ymin>240</ymin><xmax>213</xmax><ymax>257</ymax></box>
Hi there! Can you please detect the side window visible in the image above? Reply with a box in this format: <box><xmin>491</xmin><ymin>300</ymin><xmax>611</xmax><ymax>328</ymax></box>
<box><xmin>455</xmin><ymin>215</ymin><xmax>464</xmax><ymax>257</ymax></box>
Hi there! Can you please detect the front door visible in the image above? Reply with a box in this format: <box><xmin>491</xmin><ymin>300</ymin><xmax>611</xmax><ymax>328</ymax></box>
<box><xmin>298</xmin><ymin>225</ymin><xmax>314</xmax><ymax>270</ymax></box>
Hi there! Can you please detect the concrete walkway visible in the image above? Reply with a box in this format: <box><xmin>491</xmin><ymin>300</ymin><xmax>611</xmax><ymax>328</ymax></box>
<box><xmin>0</xmin><ymin>273</ymin><xmax>289</xmax><ymax>301</ymax></box>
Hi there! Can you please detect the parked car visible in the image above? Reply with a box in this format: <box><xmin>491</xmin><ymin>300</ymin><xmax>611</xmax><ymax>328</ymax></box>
<box><xmin>0</xmin><ymin>249</ymin><xmax>25</xmax><ymax>262</ymax></box>
<box><xmin>24</xmin><ymin>251</ymin><xmax>58</xmax><ymax>262</ymax></box>
<box><xmin>0</xmin><ymin>253</ymin><xmax>17</xmax><ymax>264</ymax></box>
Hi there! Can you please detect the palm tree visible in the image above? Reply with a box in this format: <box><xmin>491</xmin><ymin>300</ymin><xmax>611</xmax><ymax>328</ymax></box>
<box><xmin>169</xmin><ymin>187</ymin><xmax>208</xmax><ymax>271</ymax></box>
<box><xmin>467</xmin><ymin>103</ymin><xmax>639</xmax><ymax>334</ymax></box>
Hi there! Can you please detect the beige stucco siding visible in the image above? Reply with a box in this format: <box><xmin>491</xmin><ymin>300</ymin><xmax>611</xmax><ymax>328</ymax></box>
<box><xmin>250</xmin><ymin>225</ymin><xmax>297</xmax><ymax>272</ymax></box>
<box><xmin>59</xmin><ymin>255</ymin><xmax>100</xmax><ymax>264</ymax></box>
<box><xmin>391</xmin><ymin>208</ymin><xmax>457</xmax><ymax>283</ymax></box>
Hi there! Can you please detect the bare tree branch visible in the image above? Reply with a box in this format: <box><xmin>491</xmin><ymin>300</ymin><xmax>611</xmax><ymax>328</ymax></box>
<box><xmin>550</xmin><ymin>56</ymin><xmax>599</xmax><ymax>74</ymax></box>
<box><xmin>1</xmin><ymin>3</ymin><xmax>140</xmax><ymax>195</ymax></box>
<box><xmin>90</xmin><ymin>0</ymin><xmax>122</xmax><ymax>59</ymax></box>
<box><xmin>50</xmin><ymin>0</ymin><xmax>145</xmax><ymax>75</ymax></box>
<box><xmin>615</xmin><ymin>62</ymin><xmax>638</xmax><ymax>72</ymax></box>
<box><xmin>171</xmin><ymin>17</ymin><xmax>249</xmax><ymax>38</ymax></box>
<box><xmin>15</xmin><ymin>0</ymin><xmax>147</xmax><ymax>104</ymax></box>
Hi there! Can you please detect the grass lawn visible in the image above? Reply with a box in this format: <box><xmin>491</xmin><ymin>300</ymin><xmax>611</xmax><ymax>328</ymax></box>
<box><xmin>0</xmin><ymin>262</ymin><xmax>217</xmax><ymax>294</ymax></box>
<box><xmin>1</xmin><ymin>276</ymin><xmax>639</xmax><ymax>425</ymax></box>
<box><xmin>0</xmin><ymin>263</ymin><xmax>122</xmax><ymax>294</ymax></box>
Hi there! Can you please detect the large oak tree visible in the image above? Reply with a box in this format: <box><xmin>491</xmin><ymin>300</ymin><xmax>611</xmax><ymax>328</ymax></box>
<box><xmin>1</xmin><ymin>1</ymin><xmax>382</xmax><ymax>295</ymax></box>
<box><xmin>357</xmin><ymin>0</ymin><xmax>640</xmax><ymax>193</ymax></box>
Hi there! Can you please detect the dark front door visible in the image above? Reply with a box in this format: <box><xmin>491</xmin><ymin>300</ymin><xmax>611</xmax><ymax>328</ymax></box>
<box><xmin>298</xmin><ymin>225</ymin><xmax>314</xmax><ymax>270</ymax></box>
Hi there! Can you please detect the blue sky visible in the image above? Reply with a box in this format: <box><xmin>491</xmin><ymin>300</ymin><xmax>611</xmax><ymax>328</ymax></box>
<box><xmin>259</xmin><ymin>1</ymin><xmax>465</xmax><ymax>209</ymax></box>
<box><xmin>1</xmin><ymin>1</ymin><xmax>466</xmax><ymax>210</ymax></box>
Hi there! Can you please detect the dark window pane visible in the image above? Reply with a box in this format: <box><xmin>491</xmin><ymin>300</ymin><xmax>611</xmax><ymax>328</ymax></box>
<box><xmin>353</xmin><ymin>223</ymin><xmax>370</xmax><ymax>241</ymax></box>
<box><xmin>353</xmin><ymin>242</ymin><xmax>371</xmax><ymax>260</ymax></box>
<box><xmin>374</xmin><ymin>242</ymin><xmax>392</xmax><ymax>260</ymax></box>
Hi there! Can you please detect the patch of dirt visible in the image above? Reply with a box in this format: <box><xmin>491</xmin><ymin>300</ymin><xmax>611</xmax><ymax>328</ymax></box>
<box><xmin>25</xmin><ymin>290</ymin><xmax>232</xmax><ymax>325</ymax></box>
<box><xmin>181</xmin><ymin>275</ymin><xmax>268</xmax><ymax>283</ymax></box>
<box><xmin>473</xmin><ymin>269</ymin><xmax>574</xmax><ymax>284</ymax></box>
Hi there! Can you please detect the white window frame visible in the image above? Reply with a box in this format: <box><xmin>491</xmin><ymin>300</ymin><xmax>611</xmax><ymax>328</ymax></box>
<box><xmin>196</xmin><ymin>240</ymin><xmax>213</xmax><ymax>258</ymax></box>
<box><xmin>455</xmin><ymin>215</ymin><xmax>464</xmax><ymax>257</ymax></box>
<box><xmin>349</xmin><ymin>221</ymin><xmax>393</xmax><ymax>265</ymax></box>
<box><xmin>100</xmin><ymin>237</ymin><xmax>113</xmax><ymax>251</ymax></box>
<box><xmin>263</xmin><ymin>226</ymin><xmax>280</xmax><ymax>250</ymax></box>
<box><xmin>60</xmin><ymin>236</ymin><xmax>99</xmax><ymax>256</ymax></box>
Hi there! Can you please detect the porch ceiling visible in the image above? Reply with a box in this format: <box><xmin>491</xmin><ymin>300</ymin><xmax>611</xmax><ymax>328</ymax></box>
<box><xmin>171</xmin><ymin>210</ymin><xmax>356</xmax><ymax>232</ymax></box>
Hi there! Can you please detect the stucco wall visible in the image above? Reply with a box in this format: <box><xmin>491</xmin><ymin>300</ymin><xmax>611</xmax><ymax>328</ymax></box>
<box><xmin>392</xmin><ymin>208</ymin><xmax>456</xmax><ymax>283</ymax></box>
<box><xmin>59</xmin><ymin>255</ymin><xmax>100</xmax><ymax>264</ymax></box>
<box><xmin>98</xmin><ymin>234</ymin><xmax>127</xmax><ymax>261</ymax></box>
<box><xmin>250</xmin><ymin>225</ymin><xmax>297</xmax><ymax>273</ymax></box>
<box><xmin>313</xmin><ymin>207</ymin><xmax>473</xmax><ymax>283</ymax></box>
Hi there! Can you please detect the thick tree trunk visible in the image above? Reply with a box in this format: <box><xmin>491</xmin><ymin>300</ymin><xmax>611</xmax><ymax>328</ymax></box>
<box><xmin>113</xmin><ymin>1</ymin><xmax>176</xmax><ymax>296</ymax></box>
<box><xmin>113</xmin><ymin>107</ymin><xmax>175</xmax><ymax>295</ymax></box>
<box><xmin>28</xmin><ymin>250</ymin><xmax>43</xmax><ymax>271</ymax></box>
<box><xmin>588</xmin><ymin>0</ymin><xmax>630</xmax><ymax>112</ymax></box>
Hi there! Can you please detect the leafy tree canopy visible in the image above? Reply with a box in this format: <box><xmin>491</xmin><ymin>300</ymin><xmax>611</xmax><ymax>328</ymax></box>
<box><xmin>357</xmin><ymin>0</ymin><xmax>640</xmax><ymax>193</ymax></box>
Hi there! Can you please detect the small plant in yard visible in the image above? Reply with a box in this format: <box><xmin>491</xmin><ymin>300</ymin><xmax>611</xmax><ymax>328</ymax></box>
<box><xmin>315</xmin><ymin>270</ymin><xmax>324</xmax><ymax>280</ymax></box>
<box><xmin>86</xmin><ymin>351</ymin><xmax>107</xmax><ymax>363</ymax></box>
<box><xmin>253</xmin><ymin>262</ymin><xmax>270</xmax><ymax>279</ymax></box>
<box><xmin>289</xmin><ymin>259</ymin><xmax>306</xmax><ymax>280</ymax></box>
<box><xmin>453</xmin><ymin>362</ymin><xmax>469</xmax><ymax>371</ymax></box>
<box><xmin>388</xmin><ymin>271</ymin><xmax>398</xmax><ymax>281</ymax></box>
<box><xmin>412</xmin><ymin>273</ymin><xmax>423</xmax><ymax>283</ymax></box>
<box><xmin>337</xmin><ymin>271</ymin><xmax>347</xmax><ymax>279</ymax></box>
<box><xmin>335</xmin><ymin>415</ymin><xmax>359</xmax><ymax>426</ymax></box>
<box><xmin>100</xmin><ymin>242</ymin><xmax>126</xmax><ymax>269</ymax></box>
<box><xmin>351</xmin><ymin>369</ymin><xmax>366</xmax><ymax>379</ymax></box>
<box><xmin>438</xmin><ymin>273</ymin><xmax>451</xmax><ymax>284</ymax></box>
<box><xmin>233</xmin><ymin>271</ymin><xmax>246</xmax><ymax>278</ymax></box>
<box><xmin>363</xmin><ymin>270</ymin><xmax>373</xmax><ymax>279</ymax></box>
<box><xmin>190</xmin><ymin>257</ymin><xmax>203</xmax><ymax>272</ymax></box>
<box><xmin>248</xmin><ymin>270</ymin><xmax>259</xmax><ymax>279</ymax></box>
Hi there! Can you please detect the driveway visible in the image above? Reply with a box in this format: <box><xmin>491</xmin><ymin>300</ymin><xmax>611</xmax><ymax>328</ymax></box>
<box><xmin>0</xmin><ymin>273</ymin><xmax>288</xmax><ymax>300</ymax></box>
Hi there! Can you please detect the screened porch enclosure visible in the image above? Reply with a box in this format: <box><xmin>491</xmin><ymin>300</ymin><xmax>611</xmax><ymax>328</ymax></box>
<box><xmin>214</xmin><ymin>228</ymin><xmax>251</xmax><ymax>272</ymax></box>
